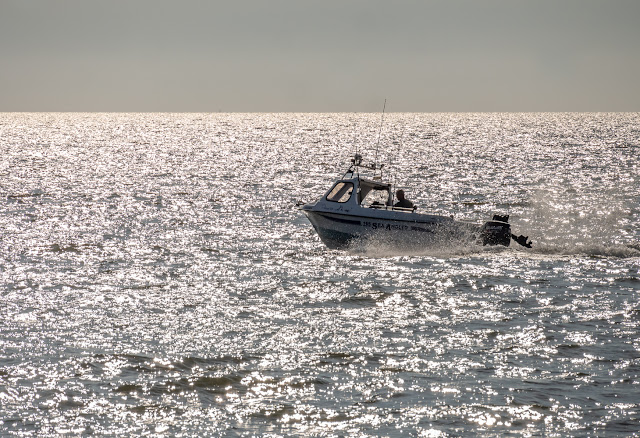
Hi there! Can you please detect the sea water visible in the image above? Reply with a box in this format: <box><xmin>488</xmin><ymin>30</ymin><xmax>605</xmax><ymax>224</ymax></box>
<box><xmin>1</xmin><ymin>113</ymin><xmax>639</xmax><ymax>436</ymax></box>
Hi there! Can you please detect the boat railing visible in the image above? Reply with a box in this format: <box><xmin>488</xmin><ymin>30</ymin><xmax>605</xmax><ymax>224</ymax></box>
<box><xmin>367</xmin><ymin>203</ymin><xmax>416</xmax><ymax>213</ymax></box>
<box><xmin>392</xmin><ymin>206</ymin><xmax>416</xmax><ymax>212</ymax></box>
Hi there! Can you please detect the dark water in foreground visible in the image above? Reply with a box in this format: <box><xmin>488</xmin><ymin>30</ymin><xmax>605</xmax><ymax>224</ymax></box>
<box><xmin>1</xmin><ymin>113</ymin><xmax>639</xmax><ymax>436</ymax></box>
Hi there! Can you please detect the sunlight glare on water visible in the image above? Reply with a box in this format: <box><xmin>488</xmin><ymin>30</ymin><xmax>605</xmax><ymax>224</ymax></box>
<box><xmin>0</xmin><ymin>113</ymin><xmax>639</xmax><ymax>436</ymax></box>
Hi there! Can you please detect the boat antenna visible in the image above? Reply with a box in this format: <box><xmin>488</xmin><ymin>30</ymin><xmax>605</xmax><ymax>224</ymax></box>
<box><xmin>353</xmin><ymin>113</ymin><xmax>360</xmax><ymax>178</ymax></box>
<box><xmin>374</xmin><ymin>99</ymin><xmax>386</xmax><ymax>174</ymax></box>
<box><xmin>390</xmin><ymin>120</ymin><xmax>407</xmax><ymax>205</ymax></box>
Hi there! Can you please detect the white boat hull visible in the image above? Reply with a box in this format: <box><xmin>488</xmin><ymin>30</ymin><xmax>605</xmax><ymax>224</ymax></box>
<box><xmin>303</xmin><ymin>209</ymin><xmax>480</xmax><ymax>250</ymax></box>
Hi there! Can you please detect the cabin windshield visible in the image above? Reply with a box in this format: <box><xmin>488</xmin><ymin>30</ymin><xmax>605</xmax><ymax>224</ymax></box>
<box><xmin>361</xmin><ymin>187</ymin><xmax>390</xmax><ymax>207</ymax></box>
<box><xmin>326</xmin><ymin>182</ymin><xmax>354</xmax><ymax>203</ymax></box>
<box><xmin>359</xmin><ymin>180</ymin><xmax>391</xmax><ymax>207</ymax></box>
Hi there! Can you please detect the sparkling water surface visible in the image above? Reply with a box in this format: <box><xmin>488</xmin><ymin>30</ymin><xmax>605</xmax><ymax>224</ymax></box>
<box><xmin>1</xmin><ymin>113</ymin><xmax>639</xmax><ymax>436</ymax></box>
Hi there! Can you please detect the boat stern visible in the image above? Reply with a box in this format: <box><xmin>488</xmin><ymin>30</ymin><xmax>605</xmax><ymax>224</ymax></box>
<box><xmin>480</xmin><ymin>215</ymin><xmax>512</xmax><ymax>247</ymax></box>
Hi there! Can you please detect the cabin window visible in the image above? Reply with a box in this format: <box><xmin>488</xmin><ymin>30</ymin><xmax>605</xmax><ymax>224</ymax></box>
<box><xmin>326</xmin><ymin>182</ymin><xmax>354</xmax><ymax>203</ymax></box>
<box><xmin>363</xmin><ymin>187</ymin><xmax>389</xmax><ymax>207</ymax></box>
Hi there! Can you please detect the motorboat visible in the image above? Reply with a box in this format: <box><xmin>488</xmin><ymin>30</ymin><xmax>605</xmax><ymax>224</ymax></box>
<box><xmin>299</xmin><ymin>154</ymin><xmax>532</xmax><ymax>250</ymax></box>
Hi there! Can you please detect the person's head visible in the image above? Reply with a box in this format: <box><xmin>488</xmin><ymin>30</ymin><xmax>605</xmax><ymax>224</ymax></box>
<box><xmin>396</xmin><ymin>189</ymin><xmax>405</xmax><ymax>200</ymax></box>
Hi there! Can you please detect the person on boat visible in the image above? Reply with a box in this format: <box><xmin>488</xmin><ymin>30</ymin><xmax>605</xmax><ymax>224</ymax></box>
<box><xmin>394</xmin><ymin>189</ymin><xmax>414</xmax><ymax>209</ymax></box>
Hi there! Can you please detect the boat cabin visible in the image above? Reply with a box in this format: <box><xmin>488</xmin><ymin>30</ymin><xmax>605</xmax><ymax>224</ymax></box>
<box><xmin>323</xmin><ymin>177</ymin><xmax>414</xmax><ymax>211</ymax></box>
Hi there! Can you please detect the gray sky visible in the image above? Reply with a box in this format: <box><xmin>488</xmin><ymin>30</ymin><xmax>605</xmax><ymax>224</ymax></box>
<box><xmin>1</xmin><ymin>0</ymin><xmax>639</xmax><ymax>112</ymax></box>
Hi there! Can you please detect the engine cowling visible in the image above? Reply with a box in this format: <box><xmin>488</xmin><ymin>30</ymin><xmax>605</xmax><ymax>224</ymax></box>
<box><xmin>481</xmin><ymin>215</ymin><xmax>511</xmax><ymax>247</ymax></box>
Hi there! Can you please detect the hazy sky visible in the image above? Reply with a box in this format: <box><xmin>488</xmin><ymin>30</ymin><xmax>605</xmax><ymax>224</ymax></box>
<box><xmin>2</xmin><ymin>0</ymin><xmax>639</xmax><ymax>112</ymax></box>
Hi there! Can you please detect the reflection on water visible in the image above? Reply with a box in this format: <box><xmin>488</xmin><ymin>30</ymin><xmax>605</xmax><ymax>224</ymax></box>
<box><xmin>1</xmin><ymin>113</ymin><xmax>639</xmax><ymax>436</ymax></box>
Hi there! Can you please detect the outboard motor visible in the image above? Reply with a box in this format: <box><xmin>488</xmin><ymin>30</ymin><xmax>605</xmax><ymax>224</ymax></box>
<box><xmin>481</xmin><ymin>214</ymin><xmax>511</xmax><ymax>247</ymax></box>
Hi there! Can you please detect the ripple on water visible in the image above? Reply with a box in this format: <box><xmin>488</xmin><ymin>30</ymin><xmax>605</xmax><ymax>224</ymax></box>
<box><xmin>0</xmin><ymin>113</ymin><xmax>639</xmax><ymax>435</ymax></box>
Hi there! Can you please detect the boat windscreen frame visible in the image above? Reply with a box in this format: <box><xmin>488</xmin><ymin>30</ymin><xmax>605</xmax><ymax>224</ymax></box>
<box><xmin>325</xmin><ymin>181</ymin><xmax>354</xmax><ymax>203</ymax></box>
